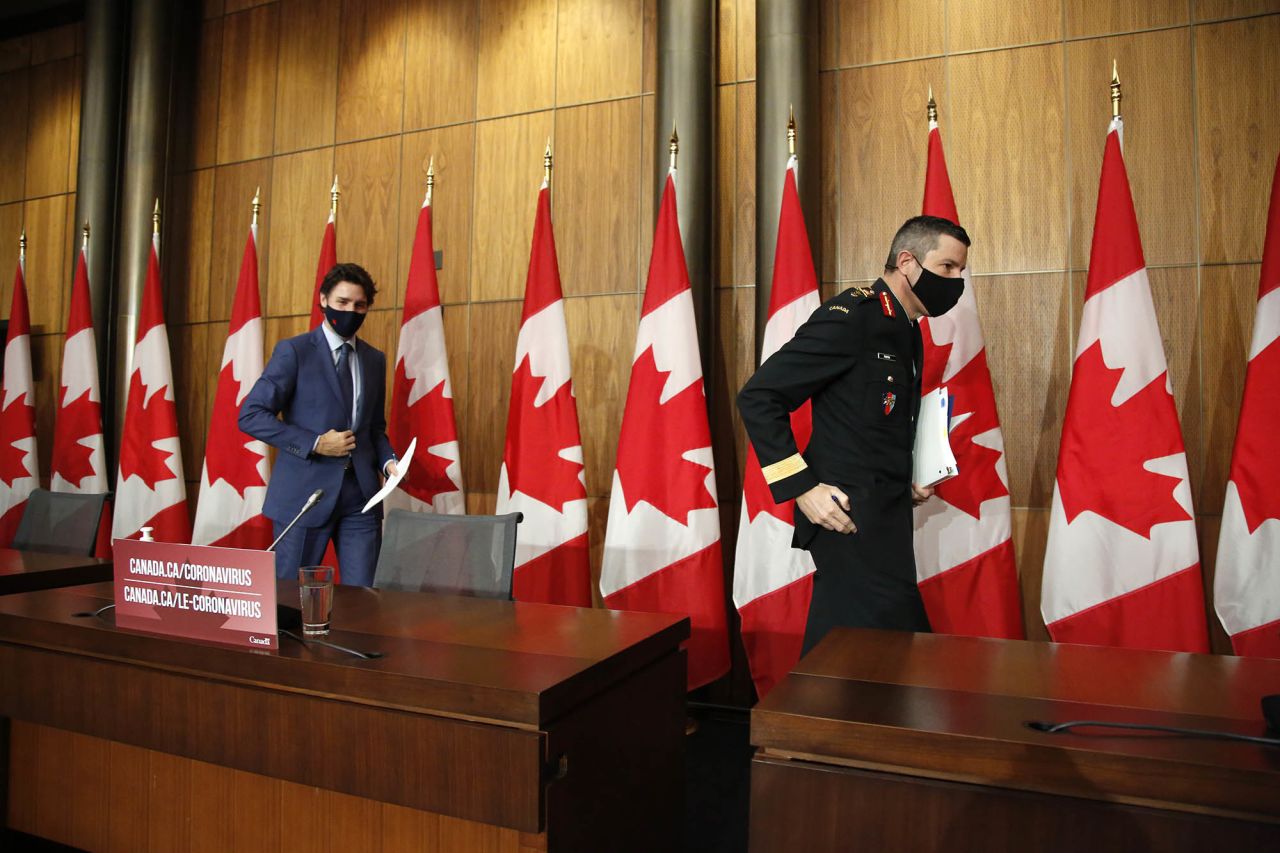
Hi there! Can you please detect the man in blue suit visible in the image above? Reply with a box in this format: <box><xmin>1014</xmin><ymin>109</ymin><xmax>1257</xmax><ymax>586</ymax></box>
<box><xmin>239</xmin><ymin>262</ymin><xmax>399</xmax><ymax>586</ymax></box>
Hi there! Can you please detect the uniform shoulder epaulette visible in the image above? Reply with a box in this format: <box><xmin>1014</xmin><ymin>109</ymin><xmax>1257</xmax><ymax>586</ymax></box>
<box><xmin>848</xmin><ymin>285</ymin><xmax>874</xmax><ymax>299</ymax></box>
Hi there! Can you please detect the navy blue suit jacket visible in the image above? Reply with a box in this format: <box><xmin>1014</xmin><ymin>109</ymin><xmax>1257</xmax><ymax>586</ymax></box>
<box><xmin>239</xmin><ymin>324</ymin><xmax>396</xmax><ymax>527</ymax></box>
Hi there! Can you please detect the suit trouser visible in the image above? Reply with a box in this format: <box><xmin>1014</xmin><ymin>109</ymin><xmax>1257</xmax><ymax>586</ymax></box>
<box><xmin>800</xmin><ymin>491</ymin><xmax>931</xmax><ymax>655</ymax></box>
<box><xmin>272</xmin><ymin>466</ymin><xmax>382</xmax><ymax>587</ymax></box>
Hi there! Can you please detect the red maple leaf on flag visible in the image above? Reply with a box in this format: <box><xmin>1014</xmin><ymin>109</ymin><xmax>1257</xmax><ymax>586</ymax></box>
<box><xmin>933</xmin><ymin>351</ymin><xmax>1008</xmax><ymax>519</ymax></box>
<box><xmin>204</xmin><ymin>362</ymin><xmax>267</xmax><ymax>497</ymax></box>
<box><xmin>0</xmin><ymin>393</ymin><xmax>34</xmax><ymax>487</ymax></box>
<box><xmin>119</xmin><ymin>371</ymin><xmax>180</xmax><ymax>488</ymax></box>
<box><xmin>615</xmin><ymin>347</ymin><xmax>717</xmax><ymax>524</ymax></box>
<box><xmin>1057</xmin><ymin>342</ymin><xmax>1190</xmax><ymax>537</ymax></box>
<box><xmin>505</xmin><ymin>357</ymin><xmax>586</xmax><ymax>512</ymax></box>
<box><xmin>51</xmin><ymin>388</ymin><xmax>101</xmax><ymax>487</ymax></box>
<box><xmin>390</xmin><ymin>359</ymin><xmax>459</xmax><ymax>505</ymax></box>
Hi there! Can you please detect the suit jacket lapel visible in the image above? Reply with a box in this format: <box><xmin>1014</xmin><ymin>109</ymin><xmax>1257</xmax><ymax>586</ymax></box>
<box><xmin>311</xmin><ymin>325</ymin><xmax>346</xmax><ymax>414</ymax></box>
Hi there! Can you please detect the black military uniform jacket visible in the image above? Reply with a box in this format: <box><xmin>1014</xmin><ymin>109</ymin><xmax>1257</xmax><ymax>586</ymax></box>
<box><xmin>737</xmin><ymin>279</ymin><xmax>922</xmax><ymax>548</ymax></box>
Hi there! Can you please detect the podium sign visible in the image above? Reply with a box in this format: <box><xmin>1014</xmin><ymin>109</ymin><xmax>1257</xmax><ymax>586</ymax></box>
<box><xmin>113</xmin><ymin>539</ymin><xmax>278</xmax><ymax>650</ymax></box>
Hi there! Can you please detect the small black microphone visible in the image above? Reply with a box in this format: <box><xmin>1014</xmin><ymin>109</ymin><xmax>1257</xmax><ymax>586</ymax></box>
<box><xmin>266</xmin><ymin>489</ymin><xmax>324</xmax><ymax>553</ymax></box>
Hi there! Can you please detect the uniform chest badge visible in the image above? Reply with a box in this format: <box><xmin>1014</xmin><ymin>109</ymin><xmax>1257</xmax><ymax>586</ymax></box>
<box><xmin>879</xmin><ymin>291</ymin><xmax>896</xmax><ymax>318</ymax></box>
<box><xmin>882</xmin><ymin>391</ymin><xmax>897</xmax><ymax>415</ymax></box>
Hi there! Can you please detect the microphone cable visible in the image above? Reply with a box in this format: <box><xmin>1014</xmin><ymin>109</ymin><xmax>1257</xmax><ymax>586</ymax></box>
<box><xmin>1026</xmin><ymin>719</ymin><xmax>1280</xmax><ymax>748</ymax></box>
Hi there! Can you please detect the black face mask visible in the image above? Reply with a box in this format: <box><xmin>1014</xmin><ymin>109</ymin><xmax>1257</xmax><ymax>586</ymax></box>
<box><xmin>323</xmin><ymin>304</ymin><xmax>366</xmax><ymax>339</ymax></box>
<box><xmin>908</xmin><ymin>255</ymin><xmax>964</xmax><ymax>317</ymax></box>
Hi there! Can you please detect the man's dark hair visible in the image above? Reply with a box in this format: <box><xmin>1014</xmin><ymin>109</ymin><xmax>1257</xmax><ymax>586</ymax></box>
<box><xmin>883</xmin><ymin>215</ymin><xmax>971</xmax><ymax>273</ymax></box>
<box><xmin>319</xmin><ymin>262</ymin><xmax>378</xmax><ymax>304</ymax></box>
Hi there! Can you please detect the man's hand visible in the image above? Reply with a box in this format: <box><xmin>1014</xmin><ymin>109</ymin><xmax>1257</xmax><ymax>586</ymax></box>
<box><xmin>384</xmin><ymin>460</ymin><xmax>400</xmax><ymax>479</ymax></box>
<box><xmin>796</xmin><ymin>484</ymin><xmax>856</xmax><ymax>534</ymax></box>
<box><xmin>912</xmin><ymin>483</ymin><xmax>935</xmax><ymax>506</ymax></box>
<box><xmin>315</xmin><ymin>429</ymin><xmax>355</xmax><ymax>457</ymax></box>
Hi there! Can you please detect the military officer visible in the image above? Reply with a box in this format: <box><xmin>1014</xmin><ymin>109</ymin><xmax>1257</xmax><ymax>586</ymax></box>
<box><xmin>737</xmin><ymin>215</ymin><xmax>970</xmax><ymax>653</ymax></box>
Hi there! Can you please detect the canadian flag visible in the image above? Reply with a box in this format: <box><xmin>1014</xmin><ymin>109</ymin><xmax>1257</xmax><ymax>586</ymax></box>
<box><xmin>0</xmin><ymin>249</ymin><xmax>38</xmax><ymax>545</ymax></box>
<box><xmin>1214</xmin><ymin>152</ymin><xmax>1280</xmax><ymax>658</ymax></box>
<box><xmin>114</xmin><ymin>231</ymin><xmax>191</xmax><ymax>543</ymax></box>
<box><xmin>495</xmin><ymin>181</ymin><xmax>591</xmax><ymax>606</ymax></box>
<box><xmin>731</xmin><ymin>155</ymin><xmax>819</xmax><ymax>698</ymax></box>
<box><xmin>601</xmin><ymin>171</ymin><xmax>730</xmax><ymax>690</ymax></box>
<box><xmin>913</xmin><ymin>115</ymin><xmax>1024</xmax><ymax>638</ymax></box>
<box><xmin>309</xmin><ymin>208</ymin><xmax>337</xmax><ymax>329</ymax></box>
<box><xmin>388</xmin><ymin>183</ymin><xmax>465</xmax><ymax>514</ymax></box>
<box><xmin>51</xmin><ymin>234</ymin><xmax>111</xmax><ymax>556</ymax></box>
<box><xmin>1041</xmin><ymin>117</ymin><xmax>1207</xmax><ymax>652</ymax></box>
<box><xmin>191</xmin><ymin>219</ymin><xmax>272</xmax><ymax>548</ymax></box>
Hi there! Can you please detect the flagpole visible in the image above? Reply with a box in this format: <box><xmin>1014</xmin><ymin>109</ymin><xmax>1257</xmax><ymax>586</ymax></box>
<box><xmin>669</xmin><ymin>126</ymin><xmax>678</xmax><ymax>171</ymax></box>
<box><xmin>544</xmin><ymin>138</ymin><xmax>553</xmax><ymax>185</ymax></box>
<box><xmin>425</xmin><ymin>156</ymin><xmax>434</xmax><ymax>207</ymax></box>
<box><xmin>787</xmin><ymin>105</ymin><xmax>796</xmax><ymax>158</ymax></box>
<box><xmin>252</xmin><ymin>186</ymin><xmax>260</xmax><ymax>229</ymax></box>
<box><xmin>330</xmin><ymin>175</ymin><xmax>340</xmax><ymax>218</ymax></box>
<box><xmin>19</xmin><ymin>228</ymin><xmax>25</xmax><ymax>267</ymax></box>
<box><xmin>1111</xmin><ymin>60</ymin><xmax>1121</xmax><ymax>118</ymax></box>
<box><xmin>927</xmin><ymin>85</ymin><xmax>937</xmax><ymax>124</ymax></box>
<box><xmin>82</xmin><ymin>222</ymin><xmax>90</xmax><ymax>252</ymax></box>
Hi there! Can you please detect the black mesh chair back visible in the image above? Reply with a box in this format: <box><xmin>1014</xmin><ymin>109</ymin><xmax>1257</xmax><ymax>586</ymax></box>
<box><xmin>12</xmin><ymin>489</ymin><xmax>109</xmax><ymax>556</ymax></box>
<box><xmin>373</xmin><ymin>509</ymin><xmax>523</xmax><ymax>599</ymax></box>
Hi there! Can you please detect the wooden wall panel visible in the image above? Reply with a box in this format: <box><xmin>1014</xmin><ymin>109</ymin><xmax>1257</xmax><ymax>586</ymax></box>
<box><xmin>279</xmin><ymin>783</ymin><xmax>327</xmax><ymax>851</ymax></box>
<box><xmin>329</xmin><ymin>789</ymin><xmax>383</xmax><ymax>852</ymax></box>
<box><xmin>210</xmin><ymin>158</ymin><xmax>273</xmax><ymax>324</ymax></box>
<box><xmin>835</xmin><ymin>0</ymin><xmax>944</xmax><ymax>69</ymax></box>
<box><xmin>265</xmin><ymin>314</ymin><xmax>309</xmax><ymax>356</ymax></box>
<box><xmin>976</xmin><ymin>273</ymin><xmax>1071</xmax><ymax>509</ymax></box>
<box><xmin>711</xmin><ymin>285</ymin><xmax>755</xmax><ymax>493</ymax></box>
<box><xmin>717</xmin><ymin>0</ymin><xmax>738</xmax><ymax>84</ymax></box>
<box><xmin>165</xmin><ymin>168</ymin><xmax>215</xmax><ymax>326</ymax></box>
<box><xmin>471</xmin><ymin>110</ymin><xmax>554</xmax><ymax>302</ymax></box>
<box><xmin>336</xmin><ymin>0</ymin><xmax>407</xmax><ymax>143</ymax></box>
<box><xmin>188</xmin><ymin>15</ymin><xmax>223</xmax><ymax>171</ymax></box>
<box><xmin>1195</xmin><ymin>15</ymin><xmax>1280</xmax><ymax>264</ymax></box>
<box><xmin>734</xmin><ymin>83</ymin><xmax>756</xmax><ymax>288</ymax></box>
<box><xmin>1195</xmin><ymin>0</ymin><xmax>1280</xmax><ymax>20</ymax></box>
<box><xmin>642</xmin><ymin>0</ymin><xmax>657</xmax><ymax>93</ymax></box>
<box><xmin>556</xmin><ymin>0</ymin><xmax>643</xmax><ymax>105</ymax></box>
<box><xmin>563</xmin><ymin>292</ymin><xmax>637</xmax><ymax>496</ymax></box>
<box><xmin>736</xmin><ymin>0</ymin><xmax>756</xmax><ymax>80</ymax></box>
<box><xmin>1067</xmin><ymin>29</ymin><xmax>1196</xmax><ymax>269</ymax></box>
<box><xmin>170</xmin><ymin>322</ymin><xmax>211</xmax><ymax>484</ymax></box>
<box><xmin>266</xmin><ymin>147</ymin><xmax>334</xmax><ymax>318</ymax></box>
<box><xmin>30</xmin><ymin>334</ymin><xmax>62</xmax><ymax>485</ymax></box>
<box><xmin>380</xmin><ymin>802</ymin><xmax>438</xmax><ymax>852</ymax></box>
<box><xmin>216</xmin><ymin>3</ymin><xmax>278</xmax><ymax>165</ymax></box>
<box><xmin>106</xmin><ymin>740</ymin><xmax>151</xmax><ymax>853</ymax></box>
<box><xmin>1067</xmin><ymin>0</ymin><xmax>1187</xmax><ymax>37</ymax></box>
<box><xmin>28</xmin><ymin>23</ymin><xmax>77</xmax><ymax>65</ymax></box>
<box><xmin>636</xmin><ymin>93</ymin><xmax>656</xmax><ymax>285</ymax></box>
<box><xmin>0</xmin><ymin>69</ymin><xmax>28</xmax><ymax>203</ymax></box>
<box><xmin>225</xmin><ymin>0</ymin><xmax>273</xmax><ymax>13</ymax></box>
<box><xmin>0</xmin><ymin>203</ymin><xmax>22</xmax><ymax>292</ymax></box>
<box><xmin>715</xmin><ymin>85</ymin><xmax>737</xmax><ymax>287</ymax></box>
<box><xmin>274</xmin><ymin>0</ymin><xmax>340</xmax><ymax>154</ymax></box>
<box><xmin>60</xmin><ymin>190</ymin><xmax>78</xmax><ymax>331</ymax></box>
<box><xmin>1012</xmin><ymin>508</ymin><xmax>1051</xmax><ymax>639</ymax></box>
<box><xmin>147</xmin><ymin>752</ymin><xmax>194</xmax><ymax>851</ymax></box>
<box><xmin>554</xmin><ymin>98</ymin><xmax>641</xmax><ymax>297</ymax></box>
<box><xmin>0</xmin><ymin>35</ymin><xmax>32</xmax><ymax>73</ymax></box>
<box><xmin>949</xmin><ymin>0</ymin><xmax>1061</xmax><ymax>53</ymax></box>
<box><xmin>819</xmin><ymin>72</ymin><xmax>839</xmax><ymax>283</ymax></box>
<box><xmin>66</xmin><ymin>56</ymin><xmax>81</xmax><ymax>193</ymax></box>
<box><xmin>836</xmin><ymin>60</ymin><xmax>942</xmax><ymax>282</ymax></box>
<box><xmin>1199</xmin><ymin>264</ymin><xmax>1257</xmax><ymax>514</ymax></box>
<box><xmin>404</xmin><ymin>0</ymin><xmax>478</xmax><ymax>131</ymax></box>
<box><xmin>950</xmin><ymin>45</ymin><xmax>1066</xmax><ymax>274</ymax></box>
<box><xmin>335</xmin><ymin>135</ymin><xmax>403</xmax><ymax>294</ymax></box>
<box><xmin>399</xmin><ymin>123</ymin><xmax>476</xmax><ymax>307</ymax></box>
<box><xmin>476</xmin><ymin>0</ymin><xmax>556</xmax><ymax>118</ymax></box>
<box><xmin>58</xmin><ymin>730</ymin><xmax>109</xmax><ymax>851</ymax></box>
<box><xmin>24</xmin><ymin>58</ymin><xmax>76</xmax><ymax>199</ymax></box>
<box><xmin>22</xmin><ymin>194</ymin><xmax>67</xmax><ymax>332</ymax></box>
<box><xmin>462</xmin><ymin>298</ymin><xmax>521</xmax><ymax>495</ymax></box>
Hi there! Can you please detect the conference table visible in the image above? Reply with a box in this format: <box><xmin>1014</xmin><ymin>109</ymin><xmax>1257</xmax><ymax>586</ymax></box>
<box><xmin>750</xmin><ymin>628</ymin><xmax>1280</xmax><ymax>852</ymax></box>
<box><xmin>0</xmin><ymin>547</ymin><xmax>111</xmax><ymax>596</ymax></box>
<box><xmin>0</xmin><ymin>580</ymin><xmax>689</xmax><ymax>852</ymax></box>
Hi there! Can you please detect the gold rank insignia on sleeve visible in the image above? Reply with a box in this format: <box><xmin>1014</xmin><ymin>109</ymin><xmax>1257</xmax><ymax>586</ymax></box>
<box><xmin>761</xmin><ymin>453</ymin><xmax>808</xmax><ymax>484</ymax></box>
<box><xmin>849</xmin><ymin>285</ymin><xmax>872</xmax><ymax>298</ymax></box>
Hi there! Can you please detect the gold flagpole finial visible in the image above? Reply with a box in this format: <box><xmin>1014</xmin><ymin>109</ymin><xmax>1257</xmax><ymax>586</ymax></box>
<box><xmin>669</xmin><ymin>125</ymin><xmax>679</xmax><ymax>170</ymax></box>
<box><xmin>787</xmin><ymin>105</ymin><xmax>796</xmax><ymax>156</ymax></box>
<box><xmin>153</xmin><ymin>198</ymin><xmax>161</xmax><ymax>235</ymax></box>
<box><xmin>19</xmin><ymin>227</ymin><xmax>26</xmax><ymax>260</ymax></box>
<box><xmin>927</xmin><ymin>85</ymin><xmax>938</xmax><ymax>123</ymax></box>
<box><xmin>82</xmin><ymin>221</ymin><xmax>90</xmax><ymax>249</ymax></box>
<box><xmin>426</xmin><ymin>155</ymin><xmax>436</xmax><ymax>205</ymax></box>
<box><xmin>330</xmin><ymin>176</ymin><xmax>341</xmax><ymax>216</ymax></box>
<box><xmin>543</xmin><ymin>138</ymin><xmax>553</xmax><ymax>183</ymax></box>
<box><xmin>1110</xmin><ymin>59</ymin><xmax>1121</xmax><ymax>118</ymax></box>
<box><xmin>251</xmin><ymin>186</ymin><xmax>261</xmax><ymax>227</ymax></box>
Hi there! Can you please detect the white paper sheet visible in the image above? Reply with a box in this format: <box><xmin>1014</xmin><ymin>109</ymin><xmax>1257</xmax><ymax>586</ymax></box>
<box><xmin>362</xmin><ymin>437</ymin><xmax>417</xmax><ymax>513</ymax></box>
<box><xmin>912</xmin><ymin>387</ymin><xmax>958</xmax><ymax>488</ymax></box>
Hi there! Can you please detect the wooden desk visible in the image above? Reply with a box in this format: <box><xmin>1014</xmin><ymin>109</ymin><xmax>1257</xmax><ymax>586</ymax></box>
<box><xmin>750</xmin><ymin>629</ymin><xmax>1280</xmax><ymax>853</ymax></box>
<box><xmin>0</xmin><ymin>548</ymin><xmax>110</xmax><ymax>596</ymax></box>
<box><xmin>0</xmin><ymin>582</ymin><xmax>689</xmax><ymax>852</ymax></box>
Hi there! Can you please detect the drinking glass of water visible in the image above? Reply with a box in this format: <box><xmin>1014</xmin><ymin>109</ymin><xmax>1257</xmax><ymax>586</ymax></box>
<box><xmin>298</xmin><ymin>566</ymin><xmax>335</xmax><ymax>637</ymax></box>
